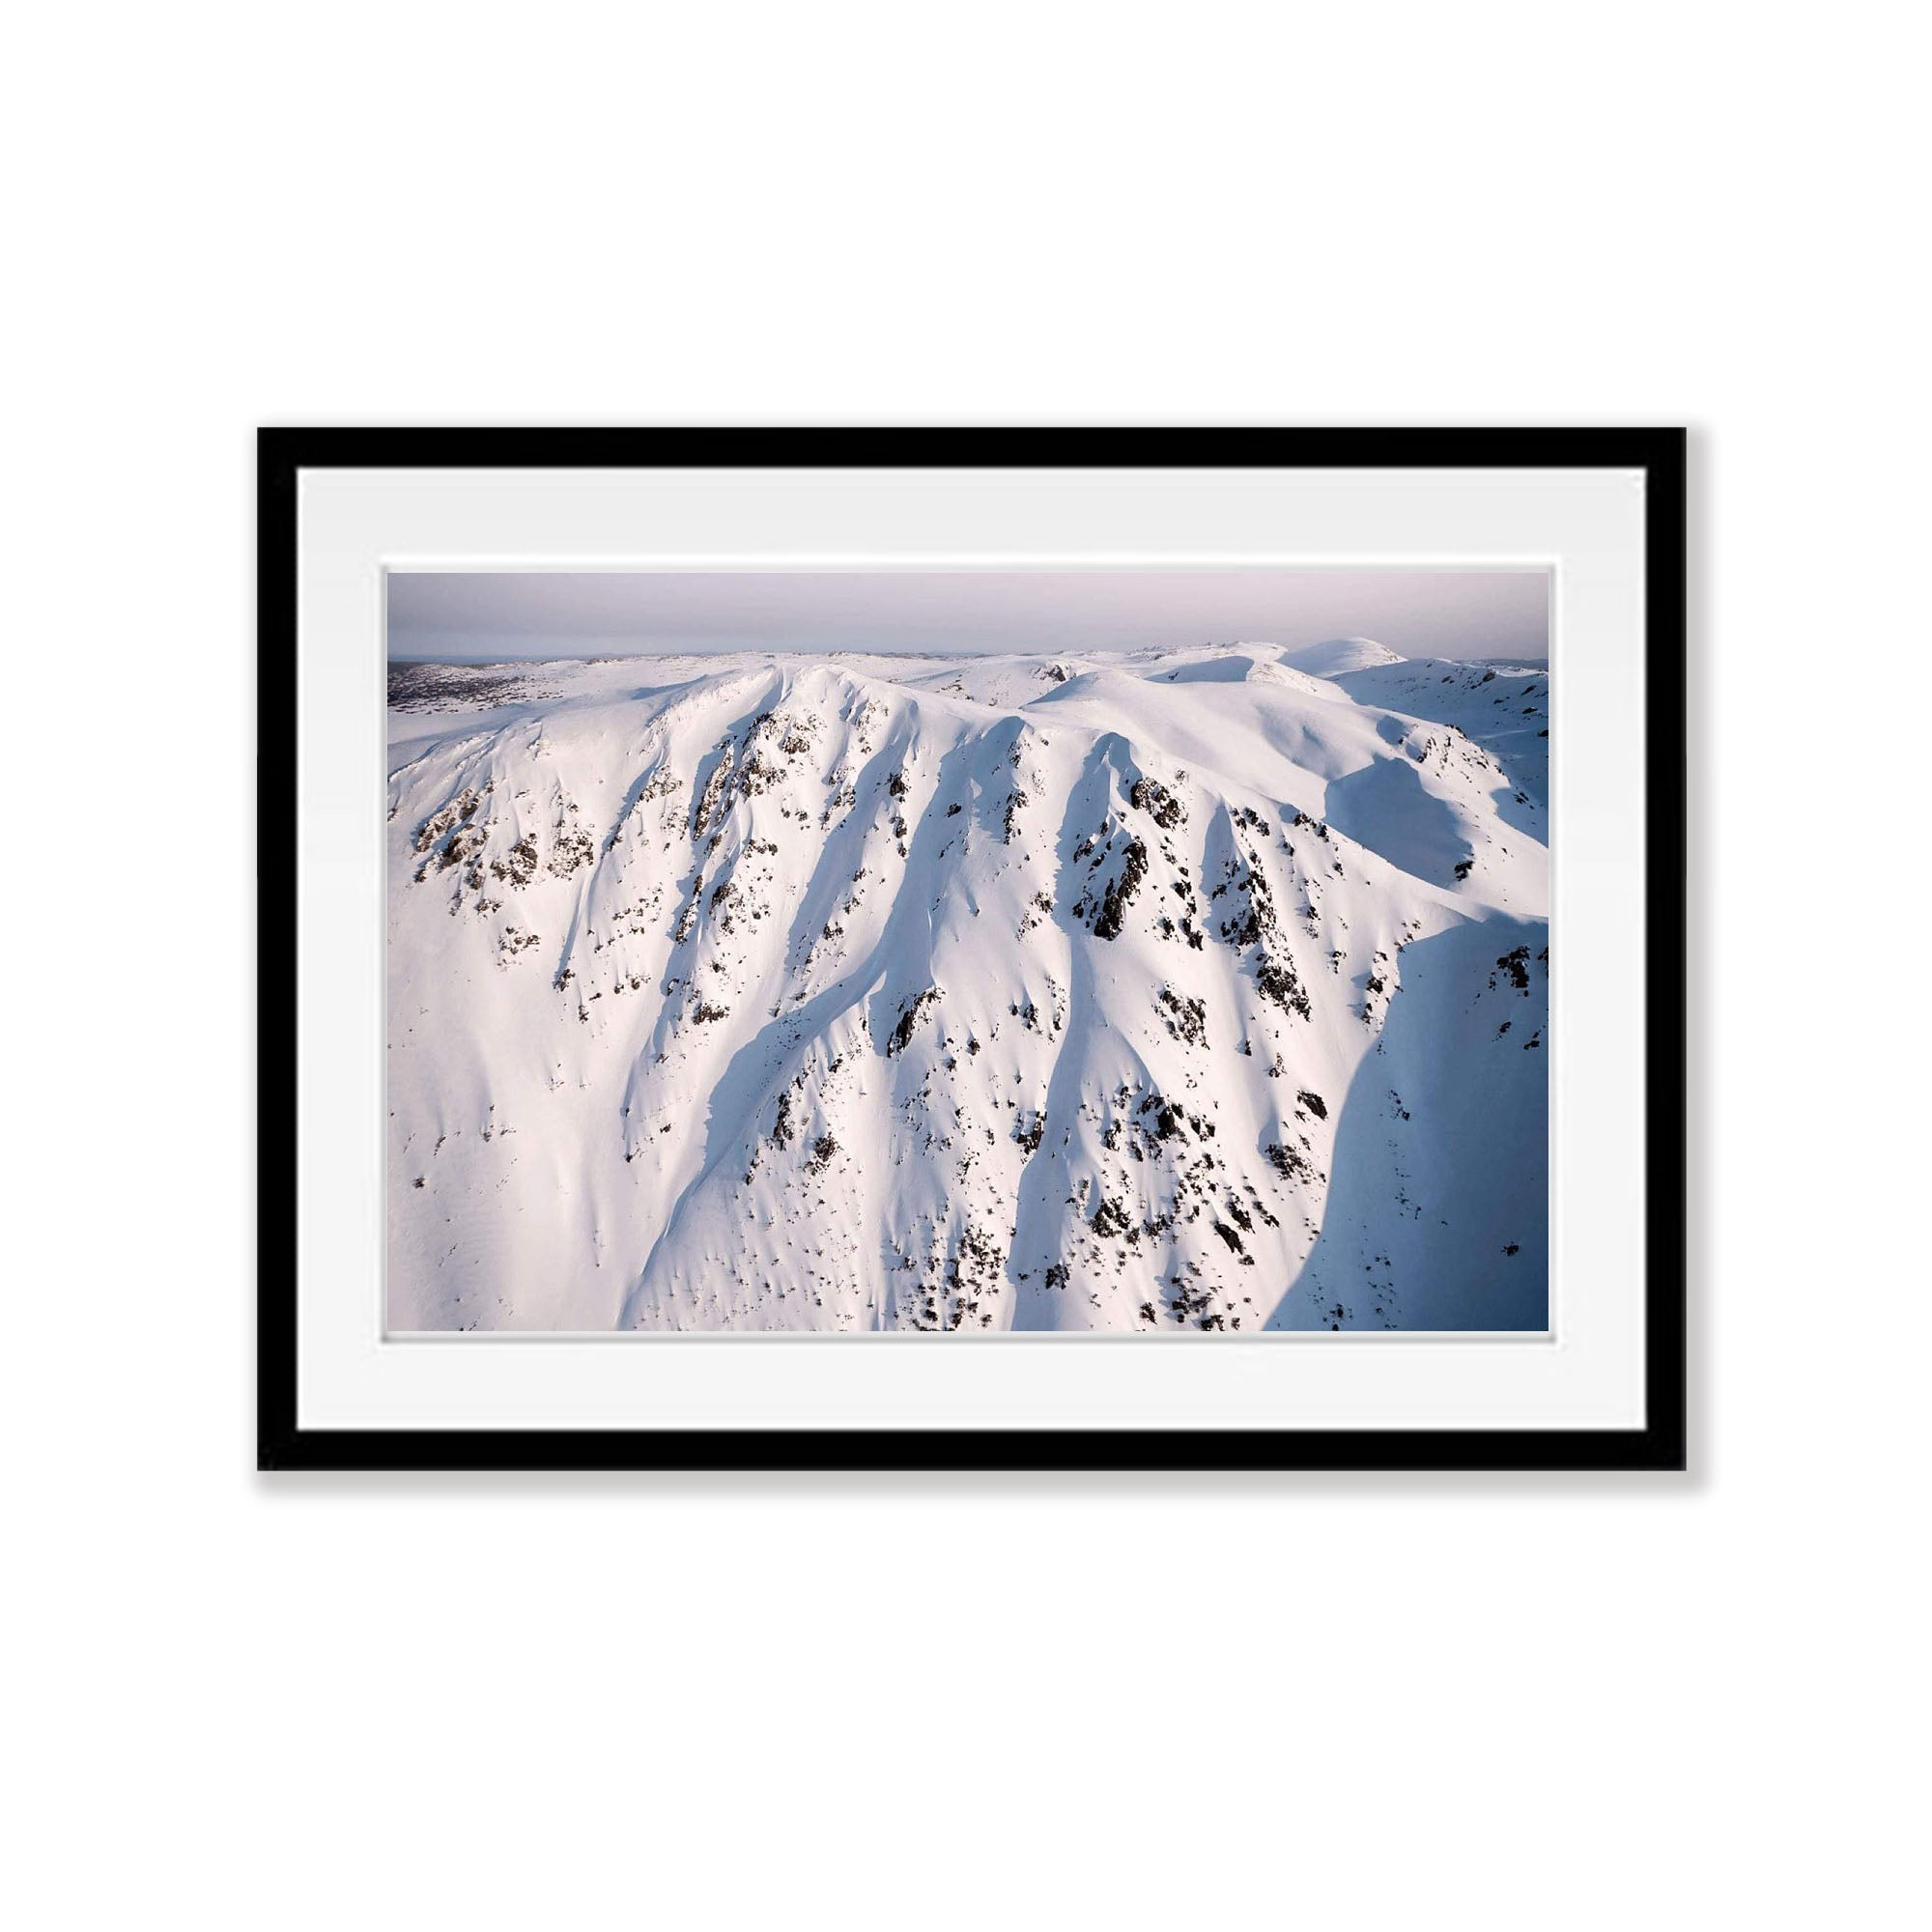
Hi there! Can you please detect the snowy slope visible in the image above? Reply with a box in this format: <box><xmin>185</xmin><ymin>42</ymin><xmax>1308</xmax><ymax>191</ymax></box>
<box><xmin>1314</xmin><ymin>653</ymin><xmax>1551</xmax><ymax>808</ymax></box>
<box><xmin>386</xmin><ymin>641</ymin><xmax>1548</xmax><ymax>1332</ymax></box>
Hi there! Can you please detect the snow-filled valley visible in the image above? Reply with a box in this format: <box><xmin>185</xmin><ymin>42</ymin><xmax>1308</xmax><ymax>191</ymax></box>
<box><xmin>387</xmin><ymin>639</ymin><xmax>1551</xmax><ymax>1332</ymax></box>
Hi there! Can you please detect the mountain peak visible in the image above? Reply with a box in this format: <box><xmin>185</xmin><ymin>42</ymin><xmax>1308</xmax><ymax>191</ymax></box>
<box><xmin>1279</xmin><ymin>638</ymin><xmax>1406</xmax><ymax>676</ymax></box>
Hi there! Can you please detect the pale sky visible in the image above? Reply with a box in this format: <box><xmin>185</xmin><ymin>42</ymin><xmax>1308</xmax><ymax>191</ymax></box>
<box><xmin>387</xmin><ymin>569</ymin><xmax>1548</xmax><ymax>663</ymax></box>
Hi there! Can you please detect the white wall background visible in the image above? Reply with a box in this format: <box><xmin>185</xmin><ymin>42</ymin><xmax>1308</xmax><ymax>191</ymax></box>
<box><xmin>7</xmin><ymin>4</ymin><xmax>1923</xmax><ymax>1926</ymax></box>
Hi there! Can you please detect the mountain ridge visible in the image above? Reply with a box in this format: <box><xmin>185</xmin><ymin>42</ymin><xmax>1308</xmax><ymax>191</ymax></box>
<box><xmin>386</xmin><ymin>643</ymin><xmax>1549</xmax><ymax>1332</ymax></box>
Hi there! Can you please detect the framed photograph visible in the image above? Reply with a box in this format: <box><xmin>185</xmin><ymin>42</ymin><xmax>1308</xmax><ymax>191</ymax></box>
<box><xmin>259</xmin><ymin>428</ymin><xmax>1685</xmax><ymax>1471</ymax></box>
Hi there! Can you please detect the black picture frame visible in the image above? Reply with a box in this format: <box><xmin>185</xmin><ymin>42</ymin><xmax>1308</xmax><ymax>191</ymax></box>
<box><xmin>258</xmin><ymin>427</ymin><xmax>1687</xmax><ymax>1473</ymax></box>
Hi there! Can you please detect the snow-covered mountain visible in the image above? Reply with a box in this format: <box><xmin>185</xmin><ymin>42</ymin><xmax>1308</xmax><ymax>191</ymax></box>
<box><xmin>387</xmin><ymin>640</ymin><xmax>1549</xmax><ymax>1332</ymax></box>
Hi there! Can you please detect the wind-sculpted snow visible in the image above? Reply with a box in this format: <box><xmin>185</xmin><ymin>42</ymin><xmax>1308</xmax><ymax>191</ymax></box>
<box><xmin>387</xmin><ymin>642</ymin><xmax>1548</xmax><ymax>1331</ymax></box>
